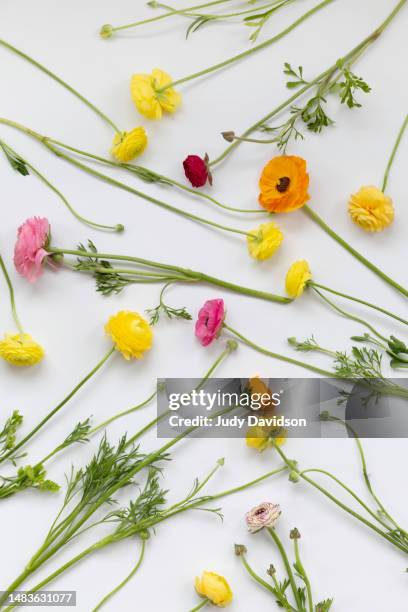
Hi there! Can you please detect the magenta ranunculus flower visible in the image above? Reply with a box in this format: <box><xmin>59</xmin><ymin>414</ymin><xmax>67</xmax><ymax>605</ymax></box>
<box><xmin>14</xmin><ymin>217</ymin><xmax>50</xmax><ymax>283</ymax></box>
<box><xmin>195</xmin><ymin>298</ymin><xmax>225</xmax><ymax>347</ymax></box>
<box><xmin>183</xmin><ymin>153</ymin><xmax>212</xmax><ymax>188</ymax></box>
<box><xmin>245</xmin><ymin>502</ymin><xmax>281</xmax><ymax>533</ymax></box>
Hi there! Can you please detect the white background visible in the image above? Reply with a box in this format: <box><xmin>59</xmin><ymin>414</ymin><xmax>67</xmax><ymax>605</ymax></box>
<box><xmin>0</xmin><ymin>0</ymin><xmax>407</xmax><ymax>610</ymax></box>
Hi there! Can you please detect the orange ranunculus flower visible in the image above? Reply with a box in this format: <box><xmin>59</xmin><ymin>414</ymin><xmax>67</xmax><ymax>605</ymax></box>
<box><xmin>259</xmin><ymin>155</ymin><xmax>310</xmax><ymax>213</ymax></box>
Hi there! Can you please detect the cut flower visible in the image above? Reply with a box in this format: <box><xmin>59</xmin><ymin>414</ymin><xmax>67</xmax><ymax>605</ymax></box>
<box><xmin>105</xmin><ymin>311</ymin><xmax>153</xmax><ymax>359</ymax></box>
<box><xmin>247</xmin><ymin>222</ymin><xmax>283</xmax><ymax>260</ymax></box>
<box><xmin>259</xmin><ymin>155</ymin><xmax>310</xmax><ymax>213</ymax></box>
<box><xmin>195</xmin><ymin>571</ymin><xmax>233</xmax><ymax>607</ymax></box>
<box><xmin>183</xmin><ymin>154</ymin><xmax>212</xmax><ymax>188</ymax></box>
<box><xmin>348</xmin><ymin>185</ymin><xmax>394</xmax><ymax>232</ymax></box>
<box><xmin>130</xmin><ymin>68</ymin><xmax>181</xmax><ymax>120</ymax></box>
<box><xmin>14</xmin><ymin>217</ymin><xmax>50</xmax><ymax>283</ymax></box>
<box><xmin>246</xmin><ymin>501</ymin><xmax>281</xmax><ymax>533</ymax></box>
<box><xmin>111</xmin><ymin>128</ymin><xmax>148</xmax><ymax>162</ymax></box>
<box><xmin>285</xmin><ymin>260</ymin><xmax>311</xmax><ymax>299</ymax></box>
<box><xmin>195</xmin><ymin>299</ymin><xmax>225</xmax><ymax>347</ymax></box>
<box><xmin>0</xmin><ymin>333</ymin><xmax>44</xmax><ymax>367</ymax></box>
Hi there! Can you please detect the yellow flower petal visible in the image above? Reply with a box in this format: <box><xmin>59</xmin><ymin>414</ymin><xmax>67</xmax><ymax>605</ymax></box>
<box><xmin>195</xmin><ymin>572</ymin><xmax>233</xmax><ymax>607</ymax></box>
<box><xmin>247</xmin><ymin>222</ymin><xmax>283</xmax><ymax>260</ymax></box>
<box><xmin>105</xmin><ymin>311</ymin><xmax>153</xmax><ymax>360</ymax></box>
<box><xmin>0</xmin><ymin>333</ymin><xmax>44</xmax><ymax>367</ymax></box>
<box><xmin>285</xmin><ymin>260</ymin><xmax>311</xmax><ymax>299</ymax></box>
<box><xmin>131</xmin><ymin>69</ymin><xmax>181</xmax><ymax>120</ymax></box>
<box><xmin>348</xmin><ymin>185</ymin><xmax>394</xmax><ymax>232</ymax></box>
<box><xmin>111</xmin><ymin>128</ymin><xmax>148</xmax><ymax>162</ymax></box>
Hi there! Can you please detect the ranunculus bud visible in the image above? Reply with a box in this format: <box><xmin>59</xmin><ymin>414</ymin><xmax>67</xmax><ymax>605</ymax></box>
<box><xmin>183</xmin><ymin>153</ymin><xmax>212</xmax><ymax>188</ymax></box>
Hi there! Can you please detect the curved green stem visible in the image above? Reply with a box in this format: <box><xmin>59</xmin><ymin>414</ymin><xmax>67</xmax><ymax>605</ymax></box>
<box><xmin>310</xmin><ymin>286</ymin><xmax>389</xmax><ymax>343</ymax></box>
<box><xmin>157</xmin><ymin>0</ymin><xmax>335</xmax><ymax>91</ymax></box>
<box><xmin>326</xmin><ymin>416</ymin><xmax>408</xmax><ymax>537</ymax></box>
<box><xmin>272</xmin><ymin>442</ymin><xmax>408</xmax><ymax>555</ymax></box>
<box><xmin>92</xmin><ymin>539</ymin><xmax>146</xmax><ymax>611</ymax></box>
<box><xmin>300</xmin><ymin>468</ymin><xmax>391</xmax><ymax>530</ymax></box>
<box><xmin>90</xmin><ymin>390</ymin><xmax>157</xmax><ymax>434</ymax></box>
<box><xmin>223</xmin><ymin>323</ymin><xmax>335</xmax><ymax>376</ymax></box>
<box><xmin>0</xmin><ymin>138</ymin><xmax>123</xmax><ymax>232</ymax></box>
<box><xmin>293</xmin><ymin>538</ymin><xmax>313</xmax><ymax>612</ymax></box>
<box><xmin>303</xmin><ymin>205</ymin><xmax>408</xmax><ymax>298</ymax></box>
<box><xmin>382</xmin><ymin>113</ymin><xmax>408</xmax><ymax>192</ymax></box>
<box><xmin>104</xmin><ymin>0</ymin><xmax>233</xmax><ymax>33</ymax></box>
<box><xmin>267</xmin><ymin>527</ymin><xmax>303</xmax><ymax>609</ymax></box>
<box><xmin>0</xmin><ymin>39</ymin><xmax>120</xmax><ymax>133</ymax></box>
<box><xmin>41</xmin><ymin>139</ymin><xmax>253</xmax><ymax>240</ymax></box>
<box><xmin>308</xmin><ymin>281</ymin><xmax>408</xmax><ymax>327</ymax></box>
<box><xmin>0</xmin><ymin>348</ymin><xmax>115</xmax><ymax>465</ymax></box>
<box><xmin>0</xmin><ymin>253</ymin><xmax>24</xmax><ymax>336</ymax></box>
<box><xmin>239</xmin><ymin>554</ymin><xmax>276</xmax><ymax>594</ymax></box>
<box><xmin>48</xmin><ymin>246</ymin><xmax>292</xmax><ymax>303</ymax></box>
<box><xmin>210</xmin><ymin>0</ymin><xmax>408</xmax><ymax>166</ymax></box>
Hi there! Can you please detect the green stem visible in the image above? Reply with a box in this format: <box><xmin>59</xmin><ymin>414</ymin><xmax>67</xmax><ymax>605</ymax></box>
<box><xmin>223</xmin><ymin>323</ymin><xmax>335</xmax><ymax>376</ymax></box>
<box><xmin>0</xmin><ymin>348</ymin><xmax>115</xmax><ymax>465</ymax></box>
<box><xmin>188</xmin><ymin>600</ymin><xmax>209</xmax><ymax>612</ymax></box>
<box><xmin>267</xmin><ymin>528</ymin><xmax>302</xmax><ymax>609</ymax></box>
<box><xmin>310</xmin><ymin>286</ymin><xmax>388</xmax><ymax>343</ymax></box>
<box><xmin>0</xmin><ymin>120</ymin><xmax>265</xmax><ymax>215</ymax></box>
<box><xmin>272</xmin><ymin>442</ymin><xmax>408</xmax><ymax>555</ymax></box>
<box><xmin>0</xmin><ymin>253</ymin><xmax>24</xmax><ymax>336</ymax></box>
<box><xmin>105</xmin><ymin>0</ymin><xmax>233</xmax><ymax>33</ymax></box>
<box><xmin>303</xmin><ymin>205</ymin><xmax>408</xmax><ymax>298</ymax></box>
<box><xmin>48</xmin><ymin>246</ymin><xmax>292</xmax><ymax>303</ymax></box>
<box><xmin>0</xmin><ymin>139</ymin><xmax>123</xmax><ymax>232</ymax></box>
<box><xmin>210</xmin><ymin>0</ymin><xmax>408</xmax><ymax>166</ymax></box>
<box><xmin>126</xmin><ymin>343</ymin><xmax>235</xmax><ymax>447</ymax></box>
<box><xmin>308</xmin><ymin>281</ymin><xmax>408</xmax><ymax>327</ymax></box>
<box><xmin>158</xmin><ymin>0</ymin><xmax>335</xmax><ymax>91</ymax></box>
<box><xmin>90</xmin><ymin>390</ymin><xmax>157</xmax><ymax>435</ymax></box>
<box><xmin>293</xmin><ymin>538</ymin><xmax>313</xmax><ymax>612</ymax></box>
<box><xmin>92</xmin><ymin>539</ymin><xmax>146</xmax><ymax>611</ymax></box>
<box><xmin>382</xmin><ymin>113</ymin><xmax>408</xmax><ymax>192</ymax></box>
<box><xmin>300</xmin><ymin>468</ymin><xmax>391</xmax><ymax>530</ymax></box>
<box><xmin>326</xmin><ymin>416</ymin><xmax>408</xmax><ymax>537</ymax></box>
<box><xmin>239</xmin><ymin>554</ymin><xmax>276</xmax><ymax>594</ymax></box>
<box><xmin>42</xmin><ymin>139</ymin><xmax>253</xmax><ymax>240</ymax></box>
<box><xmin>0</xmin><ymin>39</ymin><xmax>120</xmax><ymax>133</ymax></box>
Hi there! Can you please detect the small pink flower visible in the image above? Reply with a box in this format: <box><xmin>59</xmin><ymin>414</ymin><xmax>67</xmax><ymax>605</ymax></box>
<box><xmin>195</xmin><ymin>299</ymin><xmax>225</xmax><ymax>347</ymax></box>
<box><xmin>14</xmin><ymin>217</ymin><xmax>50</xmax><ymax>283</ymax></box>
<box><xmin>245</xmin><ymin>502</ymin><xmax>281</xmax><ymax>533</ymax></box>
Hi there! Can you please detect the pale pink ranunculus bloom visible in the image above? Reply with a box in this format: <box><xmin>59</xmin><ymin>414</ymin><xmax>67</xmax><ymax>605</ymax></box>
<box><xmin>246</xmin><ymin>502</ymin><xmax>281</xmax><ymax>533</ymax></box>
<box><xmin>194</xmin><ymin>298</ymin><xmax>225</xmax><ymax>347</ymax></box>
<box><xmin>14</xmin><ymin>217</ymin><xmax>50</xmax><ymax>283</ymax></box>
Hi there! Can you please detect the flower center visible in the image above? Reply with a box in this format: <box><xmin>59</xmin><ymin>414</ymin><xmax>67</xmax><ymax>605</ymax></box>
<box><xmin>255</xmin><ymin>508</ymin><xmax>266</xmax><ymax>516</ymax></box>
<box><xmin>276</xmin><ymin>176</ymin><xmax>291</xmax><ymax>193</ymax></box>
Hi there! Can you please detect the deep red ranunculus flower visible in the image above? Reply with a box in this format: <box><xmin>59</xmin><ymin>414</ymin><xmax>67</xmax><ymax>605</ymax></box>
<box><xmin>183</xmin><ymin>153</ymin><xmax>212</xmax><ymax>188</ymax></box>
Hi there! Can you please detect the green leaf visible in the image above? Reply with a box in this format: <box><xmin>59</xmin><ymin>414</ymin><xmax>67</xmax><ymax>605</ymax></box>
<box><xmin>0</xmin><ymin>142</ymin><xmax>29</xmax><ymax>176</ymax></box>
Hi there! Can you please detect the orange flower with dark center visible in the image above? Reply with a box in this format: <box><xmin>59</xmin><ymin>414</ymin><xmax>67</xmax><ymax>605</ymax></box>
<box><xmin>259</xmin><ymin>155</ymin><xmax>310</xmax><ymax>213</ymax></box>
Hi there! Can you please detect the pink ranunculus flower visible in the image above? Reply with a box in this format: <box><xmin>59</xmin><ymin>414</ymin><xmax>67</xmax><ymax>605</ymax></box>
<box><xmin>14</xmin><ymin>217</ymin><xmax>50</xmax><ymax>283</ymax></box>
<box><xmin>245</xmin><ymin>502</ymin><xmax>281</xmax><ymax>533</ymax></box>
<box><xmin>195</xmin><ymin>298</ymin><xmax>225</xmax><ymax>347</ymax></box>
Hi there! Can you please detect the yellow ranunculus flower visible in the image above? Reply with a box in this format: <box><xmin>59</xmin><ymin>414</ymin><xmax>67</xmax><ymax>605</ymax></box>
<box><xmin>130</xmin><ymin>69</ymin><xmax>181</xmax><ymax>120</ymax></box>
<box><xmin>247</xmin><ymin>222</ymin><xmax>283</xmax><ymax>261</ymax></box>
<box><xmin>195</xmin><ymin>571</ymin><xmax>233</xmax><ymax>607</ymax></box>
<box><xmin>105</xmin><ymin>311</ymin><xmax>153</xmax><ymax>360</ymax></box>
<box><xmin>246</xmin><ymin>425</ymin><xmax>271</xmax><ymax>451</ymax></box>
<box><xmin>348</xmin><ymin>185</ymin><xmax>395</xmax><ymax>232</ymax></box>
<box><xmin>285</xmin><ymin>260</ymin><xmax>311</xmax><ymax>299</ymax></box>
<box><xmin>0</xmin><ymin>333</ymin><xmax>44</xmax><ymax>367</ymax></box>
<box><xmin>111</xmin><ymin>128</ymin><xmax>148</xmax><ymax>162</ymax></box>
<box><xmin>246</xmin><ymin>425</ymin><xmax>286</xmax><ymax>452</ymax></box>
